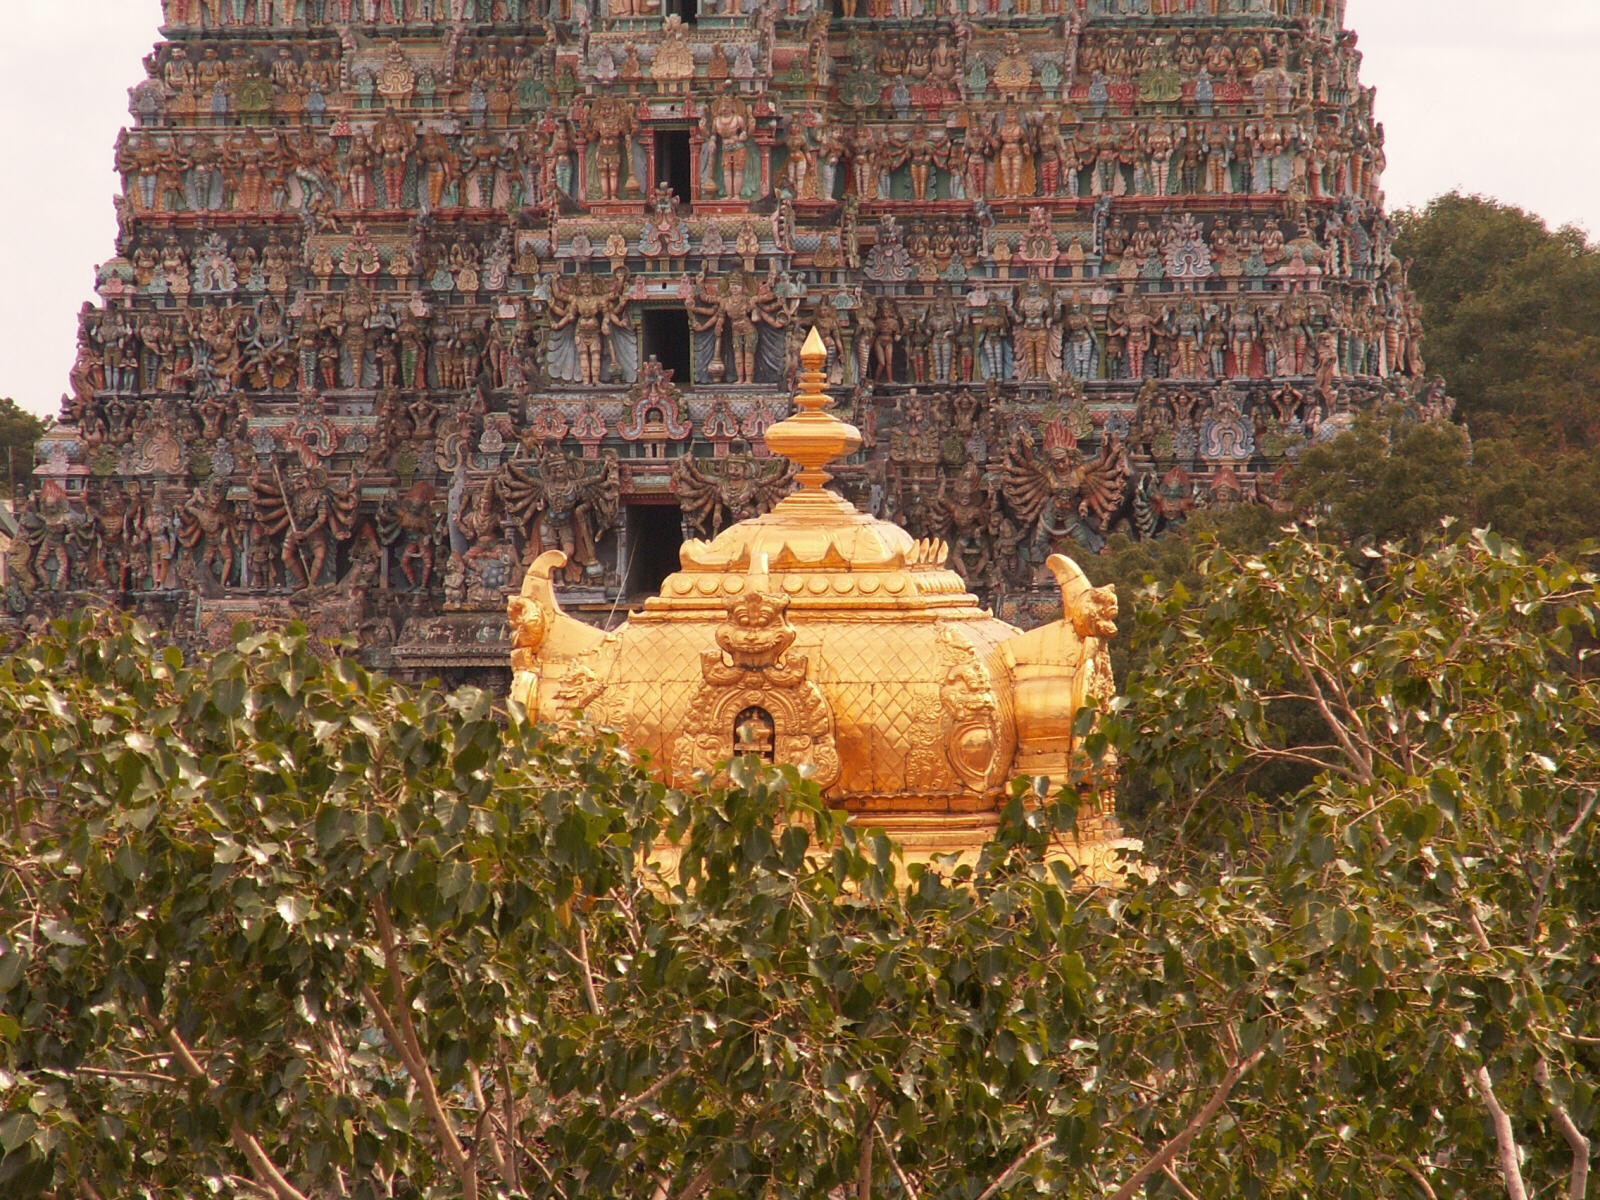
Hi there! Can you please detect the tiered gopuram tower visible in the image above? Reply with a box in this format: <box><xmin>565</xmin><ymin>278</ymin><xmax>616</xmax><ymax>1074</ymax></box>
<box><xmin>15</xmin><ymin>0</ymin><xmax>1449</xmax><ymax>686</ymax></box>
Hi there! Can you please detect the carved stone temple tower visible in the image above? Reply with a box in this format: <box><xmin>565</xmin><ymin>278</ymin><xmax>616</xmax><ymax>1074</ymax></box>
<box><xmin>17</xmin><ymin>0</ymin><xmax>1448</xmax><ymax>687</ymax></box>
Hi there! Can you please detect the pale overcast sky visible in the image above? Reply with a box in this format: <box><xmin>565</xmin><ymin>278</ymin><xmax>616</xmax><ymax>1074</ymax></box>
<box><xmin>0</xmin><ymin>0</ymin><xmax>1595</xmax><ymax>419</ymax></box>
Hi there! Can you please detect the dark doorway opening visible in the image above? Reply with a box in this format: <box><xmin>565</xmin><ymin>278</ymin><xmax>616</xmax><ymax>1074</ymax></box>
<box><xmin>663</xmin><ymin>0</ymin><xmax>698</xmax><ymax>22</ymax></box>
<box><xmin>641</xmin><ymin>307</ymin><xmax>693</xmax><ymax>384</ymax></box>
<box><xmin>626</xmin><ymin>503</ymin><xmax>684</xmax><ymax>599</ymax></box>
<box><xmin>655</xmin><ymin>128</ymin><xmax>693</xmax><ymax>207</ymax></box>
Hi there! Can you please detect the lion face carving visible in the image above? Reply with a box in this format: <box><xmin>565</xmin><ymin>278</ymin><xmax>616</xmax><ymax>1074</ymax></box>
<box><xmin>1069</xmin><ymin>584</ymin><xmax>1119</xmax><ymax>640</ymax></box>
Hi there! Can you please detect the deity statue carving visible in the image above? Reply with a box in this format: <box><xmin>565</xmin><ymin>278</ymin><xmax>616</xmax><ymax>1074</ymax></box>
<box><xmin>376</xmin><ymin>481</ymin><xmax>438</xmax><ymax>590</ymax></box>
<box><xmin>777</xmin><ymin>119</ymin><xmax>817</xmax><ymax>201</ymax></box>
<box><xmin>701</xmin><ymin>96</ymin><xmax>754</xmax><ymax>201</ymax></box>
<box><xmin>673</xmin><ymin>454</ymin><xmax>798</xmax><ymax>539</ymax></box>
<box><xmin>584</xmin><ymin>96</ymin><xmax>639</xmax><ymax>202</ymax></box>
<box><xmin>1010</xmin><ymin>278</ymin><xmax>1061</xmax><ymax>384</ymax></box>
<box><xmin>177</xmin><ymin>478</ymin><xmax>239</xmax><ymax>589</ymax></box>
<box><xmin>1003</xmin><ymin>423</ymin><xmax>1129</xmax><ymax>559</ymax></box>
<box><xmin>547</xmin><ymin>270</ymin><xmax>635</xmax><ymax>386</ymax></box>
<box><xmin>686</xmin><ymin>270</ymin><xmax>789</xmax><ymax>386</ymax></box>
<box><xmin>493</xmin><ymin>450</ymin><xmax>621</xmax><ymax>585</ymax></box>
<box><xmin>249</xmin><ymin>463</ymin><xmax>360</xmax><ymax>591</ymax></box>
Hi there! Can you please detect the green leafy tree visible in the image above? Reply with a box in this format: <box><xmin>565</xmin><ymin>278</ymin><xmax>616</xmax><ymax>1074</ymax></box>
<box><xmin>2</xmin><ymin>531</ymin><xmax>1598</xmax><ymax>1200</ymax></box>
<box><xmin>1396</xmin><ymin>193</ymin><xmax>1600</xmax><ymax>449</ymax></box>
<box><xmin>1109</xmin><ymin>527</ymin><xmax>1600</xmax><ymax>1200</ymax></box>
<box><xmin>1395</xmin><ymin>194</ymin><xmax>1600</xmax><ymax>554</ymax></box>
<box><xmin>0</xmin><ymin>398</ymin><xmax>47</xmax><ymax>499</ymax></box>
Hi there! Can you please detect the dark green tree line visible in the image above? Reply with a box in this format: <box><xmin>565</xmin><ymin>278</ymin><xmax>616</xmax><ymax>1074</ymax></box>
<box><xmin>0</xmin><ymin>398</ymin><xmax>47</xmax><ymax>500</ymax></box>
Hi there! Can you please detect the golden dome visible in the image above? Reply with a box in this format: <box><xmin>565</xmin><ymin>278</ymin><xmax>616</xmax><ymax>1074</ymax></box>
<box><xmin>509</xmin><ymin>329</ymin><xmax>1123</xmax><ymax>857</ymax></box>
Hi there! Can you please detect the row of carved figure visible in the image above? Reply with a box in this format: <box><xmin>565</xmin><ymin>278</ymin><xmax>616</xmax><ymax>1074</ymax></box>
<box><xmin>20</xmin><ymin>363</ymin><xmax>1447</xmax><ymax>615</ymax></box>
<box><xmin>6</xmin><ymin>446</ymin><xmax>615</xmax><ymax>603</ymax></box>
<box><xmin>818</xmin><ymin>284</ymin><xmax>1424</xmax><ymax>386</ymax></box>
<box><xmin>155</xmin><ymin>0</ymin><xmax>1348</xmax><ymax>28</ymax></box>
<box><xmin>802</xmin><ymin>111</ymin><xmax>1380</xmax><ymax>203</ymax></box>
<box><xmin>843</xmin><ymin>23</ymin><xmax>1330</xmax><ymax>96</ymax></box>
<box><xmin>67</xmin><ymin>280</ymin><xmax>1421</xmax><ymax>443</ymax></box>
<box><xmin>140</xmin><ymin>18</ymin><xmax>1363</xmax><ymax>99</ymax></box>
<box><xmin>133</xmin><ymin>12</ymin><xmax>1373</xmax><ymax>131</ymax></box>
<box><xmin>114</xmin><ymin>113</ymin><xmax>1378</xmax><ymax>230</ymax></box>
<box><xmin>159</xmin><ymin>1</ymin><xmax>539</xmax><ymax>30</ymax></box>
<box><xmin>134</xmin><ymin>35</ymin><xmax>566</xmax><ymax>123</ymax></box>
<box><xmin>66</xmin><ymin>287</ymin><xmax>1420</xmax><ymax>449</ymax></box>
<box><xmin>106</xmin><ymin>195</ymin><xmax>1387</xmax><ymax>302</ymax></box>
<box><xmin>118</xmin><ymin>120</ymin><xmax>570</xmax><ymax>216</ymax></box>
<box><xmin>0</xmin><ymin>437</ymin><xmax>1150</xmax><ymax>601</ymax></box>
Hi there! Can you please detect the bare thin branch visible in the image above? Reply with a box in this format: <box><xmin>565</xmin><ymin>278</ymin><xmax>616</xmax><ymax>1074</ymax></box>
<box><xmin>1470</xmin><ymin>1066</ymin><xmax>1530</xmax><ymax>1200</ymax></box>
<box><xmin>1283</xmin><ymin>636</ymin><xmax>1374</xmax><ymax>785</ymax></box>
<box><xmin>501</xmin><ymin>1052</ymin><xmax>524</xmax><ymax>1194</ymax></box>
<box><xmin>1384</xmin><ymin>1157</ymin><xmax>1440</xmax><ymax>1200</ymax></box>
<box><xmin>469</xmin><ymin>1063</ymin><xmax>512</xmax><ymax>1182</ymax></box>
<box><xmin>49</xmin><ymin>1065</ymin><xmax>179</xmax><ymax>1086</ymax></box>
<box><xmin>611</xmin><ymin>1065</ymin><xmax>689</xmax><ymax>1121</ymax></box>
<box><xmin>974</xmin><ymin>1136</ymin><xmax>1054</xmax><ymax>1200</ymax></box>
<box><xmin>1535</xmin><ymin>1059</ymin><xmax>1591</xmax><ymax>1200</ymax></box>
<box><xmin>874</xmin><ymin>1121</ymin><xmax>922</xmax><ymax>1200</ymax></box>
<box><xmin>1527</xmin><ymin>788</ymin><xmax>1599</xmax><ymax>946</ymax></box>
<box><xmin>578</xmin><ymin>925</ymin><xmax>603</xmax><ymax>1017</ymax></box>
<box><xmin>1159</xmin><ymin>1163</ymin><xmax>1202</xmax><ymax>1200</ymax></box>
<box><xmin>366</xmin><ymin>898</ymin><xmax>475</xmax><ymax>1196</ymax></box>
<box><xmin>1103</xmin><ymin>1047</ymin><xmax>1268</xmax><ymax>1200</ymax></box>
<box><xmin>674</xmin><ymin>1165</ymin><xmax>716</xmax><ymax>1200</ymax></box>
<box><xmin>157</xmin><ymin>1021</ymin><xmax>309</xmax><ymax>1200</ymax></box>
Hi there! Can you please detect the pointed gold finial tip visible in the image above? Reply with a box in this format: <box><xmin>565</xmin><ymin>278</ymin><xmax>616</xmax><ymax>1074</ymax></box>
<box><xmin>801</xmin><ymin>326</ymin><xmax>827</xmax><ymax>370</ymax></box>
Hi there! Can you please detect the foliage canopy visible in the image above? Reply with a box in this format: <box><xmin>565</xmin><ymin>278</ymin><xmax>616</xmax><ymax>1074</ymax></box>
<box><xmin>3</xmin><ymin>521</ymin><xmax>1598</xmax><ymax>1200</ymax></box>
<box><xmin>0</xmin><ymin>398</ymin><xmax>47</xmax><ymax>500</ymax></box>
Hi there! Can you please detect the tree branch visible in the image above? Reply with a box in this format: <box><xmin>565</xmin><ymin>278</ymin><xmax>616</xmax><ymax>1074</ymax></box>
<box><xmin>578</xmin><ymin>924</ymin><xmax>603</xmax><ymax>1017</ymax></box>
<box><xmin>1469</xmin><ymin>1066</ymin><xmax>1530</xmax><ymax>1200</ymax></box>
<box><xmin>1159</xmin><ymin>1163</ymin><xmax>1202</xmax><ymax>1200</ymax></box>
<box><xmin>501</xmin><ymin>1052</ymin><xmax>524</xmax><ymax>1194</ymax></box>
<box><xmin>365</xmin><ymin>898</ymin><xmax>476</xmax><ymax>1198</ymax></box>
<box><xmin>469</xmin><ymin>1063</ymin><xmax>512</xmax><ymax>1183</ymax></box>
<box><xmin>1282</xmin><ymin>637</ymin><xmax>1374</xmax><ymax>785</ymax></box>
<box><xmin>854</xmin><ymin>1096</ymin><xmax>885</xmax><ymax>1200</ymax></box>
<box><xmin>158</xmin><ymin>1023</ymin><xmax>309</xmax><ymax>1200</ymax></box>
<box><xmin>1535</xmin><ymin>1058</ymin><xmax>1591</xmax><ymax>1200</ymax></box>
<box><xmin>1103</xmin><ymin>1047</ymin><xmax>1267</xmax><ymax>1200</ymax></box>
<box><xmin>874</xmin><ymin>1121</ymin><xmax>922</xmax><ymax>1200</ymax></box>
<box><xmin>1526</xmin><ymin>788</ymin><xmax>1599</xmax><ymax>946</ymax></box>
<box><xmin>611</xmin><ymin>1065</ymin><xmax>688</xmax><ymax>1121</ymax></box>
<box><xmin>674</xmin><ymin>1165</ymin><xmax>715</xmax><ymax>1200</ymax></box>
<box><xmin>51</xmin><ymin>1065</ymin><xmax>179</xmax><ymax>1086</ymax></box>
<box><xmin>1383</xmin><ymin>1156</ymin><xmax>1440</xmax><ymax>1200</ymax></box>
<box><xmin>856</xmin><ymin>1119</ymin><xmax>874</xmax><ymax>1200</ymax></box>
<box><xmin>974</xmin><ymin>1137</ymin><xmax>1054</xmax><ymax>1200</ymax></box>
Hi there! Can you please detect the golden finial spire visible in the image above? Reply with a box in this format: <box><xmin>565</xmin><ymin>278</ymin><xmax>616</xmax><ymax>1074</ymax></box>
<box><xmin>763</xmin><ymin>327</ymin><xmax>863</xmax><ymax>492</ymax></box>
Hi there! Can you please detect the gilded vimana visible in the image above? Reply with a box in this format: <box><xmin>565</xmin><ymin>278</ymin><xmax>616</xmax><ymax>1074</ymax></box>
<box><xmin>4</xmin><ymin>3</ymin><xmax>1599</xmax><ymax>1200</ymax></box>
